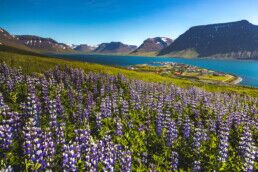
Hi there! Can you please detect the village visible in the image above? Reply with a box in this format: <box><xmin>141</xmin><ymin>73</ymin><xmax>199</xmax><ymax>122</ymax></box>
<box><xmin>128</xmin><ymin>62</ymin><xmax>239</xmax><ymax>84</ymax></box>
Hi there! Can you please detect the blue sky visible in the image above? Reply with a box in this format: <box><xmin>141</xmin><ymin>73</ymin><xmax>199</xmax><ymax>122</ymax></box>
<box><xmin>1</xmin><ymin>0</ymin><xmax>258</xmax><ymax>46</ymax></box>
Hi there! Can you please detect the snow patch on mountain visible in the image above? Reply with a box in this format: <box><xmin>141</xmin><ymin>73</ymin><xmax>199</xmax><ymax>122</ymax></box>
<box><xmin>161</xmin><ymin>37</ymin><xmax>169</xmax><ymax>43</ymax></box>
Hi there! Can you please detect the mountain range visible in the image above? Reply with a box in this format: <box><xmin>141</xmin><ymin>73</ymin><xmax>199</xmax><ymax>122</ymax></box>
<box><xmin>73</xmin><ymin>44</ymin><xmax>97</xmax><ymax>53</ymax></box>
<box><xmin>93</xmin><ymin>42</ymin><xmax>137</xmax><ymax>54</ymax></box>
<box><xmin>0</xmin><ymin>28</ymin><xmax>138</xmax><ymax>54</ymax></box>
<box><xmin>0</xmin><ymin>28</ymin><xmax>75</xmax><ymax>53</ymax></box>
<box><xmin>16</xmin><ymin>35</ymin><xmax>74</xmax><ymax>53</ymax></box>
<box><xmin>159</xmin><ymin>20</ymin><xmax>258</xmax><ymax>58</ymax></box>
<box><xmin>1</xmin><ymin>20</ymin><xmax>258</xmax><ymax>59</ymax></box>
<box><xmin>0</xmin><ymin>28</ymin><xmax>34</xmax><ymax>51</ymax></box>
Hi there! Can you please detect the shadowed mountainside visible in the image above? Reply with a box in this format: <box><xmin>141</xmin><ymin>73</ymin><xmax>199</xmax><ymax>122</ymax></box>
<box><xmin>159</xmin><ymin>20</ymin><xmax>258</xmax><ymax>59</ymax></box>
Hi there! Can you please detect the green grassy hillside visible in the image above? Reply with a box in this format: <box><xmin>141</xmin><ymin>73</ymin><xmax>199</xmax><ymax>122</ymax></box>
<box><xmin>129</xmin><ymin>51</ymin><xmax>159</xmax><ymax>57</ymax></box>
<box><xmin>0</xmin><ymin>50</ymin><xmax>258</xmax><ymax>97</ymax></box>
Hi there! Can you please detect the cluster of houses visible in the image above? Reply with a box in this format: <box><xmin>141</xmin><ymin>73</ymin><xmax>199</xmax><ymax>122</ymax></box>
<box><xmin>154</xmin><ymin>62</ymin><xmax>224</xmax><ymax>76</ymax></box>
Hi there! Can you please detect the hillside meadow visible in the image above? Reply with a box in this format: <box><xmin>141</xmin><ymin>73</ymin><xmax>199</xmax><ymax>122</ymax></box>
<box><xmin>0</xmin><ymin>51</ymin><xmax>258</xmax><ymax>97</ymax></box>
<box><xmin>0</xmin><ymin>50</ymin><xmax>257</xmax><ymax>171</ymax></box>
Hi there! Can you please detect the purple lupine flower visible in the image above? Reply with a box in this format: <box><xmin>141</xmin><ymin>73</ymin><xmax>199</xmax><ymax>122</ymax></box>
<box><xmin>75</xmin><ymin>129</ymin><xmax>91</xmax><ymax>153</ymax></box>
<box><xmin>111</xmin><ymin>95</ymin><xmax>119</xmax><ymax>114</ymax></box>
<box><xmin>193</xmin><ymin>160</ymin><xmax>201</xmax><ymax>171</ymax></box>
<box><xmin>76</xmin><ymin>104</ymin><xmax>83</xmax><ymax>123</ymax></box>
<box><xmin>100</xmin><ymin>86</ymin><xmax>105</xmax><ymax>97</ymax></box>
<box><xmin>104</xmin><ymin>144</ymin><xmax>116</xmax><ymax>171</ymax></box>
<box><xmin>141</xmin><ymin>152</ymin><xmax>148</xmax><ymax>165</ymax></box>
<box><xmin>6</xmin><ymin>77</ymin><xmax>14</xmax><ymax>91</ymax></box>
<box><xmin>86</xmin><ymin>92</ymin><xmax>94</xmax><ymax>110</ymax></box>
<box><xmin>84</xmin><ymin>146</ymin><xmax>92</xmax><ymax>171</ymax></box>
<box><xmin>26</xmin><ymin>80</ymin><xmax>41</xmax><ymax>127</ymax></box>
<box><xmin>1</xmin><ymin>107</ymin><xmax>21</xmax><ymax>134</ymax></box>
<box><xmin>48</xmin><ymin>100</ymin><xmax>62</xmax><ymax>144</ymax></box>
<box><xmin>218</xmin><ymin>121</ymin><xmax>230</xmax><ymax>162</ymax></box>
<box><xmin>100</xmin><ymin>97</ymin><xmax>112</xmax><ymax>118</ymax></box>
<box><xmin>23</xmin><ymin>118</ymin><xmax>46</xmax><ymax>170</ymax></box>
<box><xmin>145</xmin><ymin>112</ymin><xmax>151</xmax><ymax>132</ymax></box>
<box><xmin>131</xmin><ymin>90</ymin><xmax>141</xmax><ymax>110</ymax></box>
<box><xmin>90</xmin><ymin>142</ymin><xmax>99</xmax><ymax>172</ymax></box>
<box><xmin>67</xmin><ymin>89</ymin><xmax>74</xmax><ymax>108</ymax></box>
<box><xmin>209</xmin><ymin>118</ymin><xmax>217</xmax><ymax>133</ymax></box>
<box><xmin>121</xmin><ymin>150</ymin><xmax>132</xmax><ymax>172</ymax></box>
<box><xmin>0</xmin><ymin>165</ymin><xmax>13</xmax><ymax>172</ymax></box>
<box><xmin>98</xmin><ymin>135</ymin><xmax>116</xmax><ymax>171</ymax></box>
<box><xmin>171</xmin><ymin>151</ymin><xmax>179</xmax><ymax>171</ymax></box>
<box><xmin>43</xmin><ymin>129</ymin><xmax>56</xmax><ymax>169</ymax></box>
<box><xmin>156</xmin><ymin>112</ymin><xmax>163</xmax><ymax>136</ymax></box>
<box><xmin>145</xmin><ymin>92</ymin><xmax>155</xmax><ymax>110</ymax></box>
<box><xmin>166</xmin><ymin>119</ymin><xmax>178</xmax><ymax>147</ymax></box>
<box><xmin>95</xmin><ymin>112</ymin><xmax>102</xmax><ymax>130</ymax></box>
<box><xmin>156</xmin><ymin>96</ymin><xmax>163</xmax><ymax>114</ymax></box>
<box><xmin>56</xmin><ymin>122</ymin><xmax>66</xmax><ymax>145</ymax></box>
<box><xmin>76</xmin><ymin>91</ymin><xmax>83</xmax><ymax>105</ymax></box>
<box><xmin>117</xmin><ymin>146</ymin><xmax>132</xmax><ymax>172</ymax></box>
<box><xmin>55</xmin><ymin>93</ymin><xmax>64</xmax><ymax>118</ymax></box>
<box><xmin>239</xmin><ymin>125</ymin><xmax>256</xmax><ymax>171</ymax></box>
<box><xmin>182</xmin><ymin>117</ymin><xmax>191</xmax><ymax>139</ymax></box>
<box><xmin>62</xmin><ymin>142</ymin><xmax>81</xmax><ymax>172</ymax></box>
<box><xmin>163</xmin><ymin>109</ymin><xmax>171</xmax><ymax>127</ymax></box>
<box><xmin>197</xmin><ymin>122</ymin><xmax>208</xmax><ymax>142</ymax></box>
<box><xmin>81</xmin><ymin>108</ymin><xmax>90</xmax><ymax>124</ymax></box>
<box><xmin>0</xmin><ymin>123</ymin><xmax>13</xmax><ymax>151</ymax></box>
<box><xmin>193</xmin><ymin>127</ymin><xmax>202</xmax><ymax>151</ymax></box>
<box><xmin>106</xmin><ymin>96</ymin><xmax>112</xmax><ymax>117</ymax></box>
<box><xmin>121</xmin><ymin>99</ymin><xmax>129</xmax><ymax>115</ymax></box>
<box><xmin>0</xmin><ymin>92</ymin><xmax>4</xmax><ymax>107</ymax></box>
<box><xmin>41</xmin><ymin>78</ymin><xmax>50</xmax><ymax>113</ymax></box>
<box><xmin>115</xmin><ymin>117</ymin><xmax>123</xmax><ymax>136</ymax></box>
<box><xmin>138</xmin><ymin>124</ymin><xmax>145</xmax><ymax>132</ymax></box>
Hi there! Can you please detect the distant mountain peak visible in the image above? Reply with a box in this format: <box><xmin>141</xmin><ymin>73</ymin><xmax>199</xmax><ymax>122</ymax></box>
<box><xmin>73</xmin><ymin>44</ymin><xmax>96</xmax><ymax>52</ymax></box>
<box><xmin>238</xmin><ymin>19</ymin><xmax>251</xmax><ymax>24</ymax></box>
<box><xmin>131</xmin><ymin>37</ymin><xmax>173</xmax><ymax>54</ymax></box>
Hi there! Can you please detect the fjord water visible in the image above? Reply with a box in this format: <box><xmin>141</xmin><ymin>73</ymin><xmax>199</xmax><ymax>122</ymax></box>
<box><xmin>54</xmin><ymin>54</ymin><xmax>258</xmax><ymax>87</ymax></box>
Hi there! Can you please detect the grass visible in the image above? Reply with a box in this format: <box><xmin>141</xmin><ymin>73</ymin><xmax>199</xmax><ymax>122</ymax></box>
<box><xmin>0</xmin><ymin>45</ymin><xmax>48</xmax><ymax>57</ymax></box>
<box><xmin>161</xmin><ymin>48</ymin><xmax>199</xmax><ymax>58</ymax></box>
<box><xmin>129</xmin><ymin>51</ymin><xmax>159</xmax><ymax>57</ymax></box>
<box><xmin>188</xmin><ymin>73</ymin><xmax>235</xmax><ymax>83</ymax></box>
<box><xmin>1</xmin><ymin>50</ymin><xmax>258</xmax><ymax>97</ymax></box>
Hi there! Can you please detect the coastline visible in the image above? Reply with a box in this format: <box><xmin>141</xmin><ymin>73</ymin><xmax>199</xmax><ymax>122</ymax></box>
<box><xmin>232</xmin><ymin>76</ymin><xmax>243</xmax><ymax>85</ymax></box>
<box><xmin>47</xmin><ymin>53</ymin><xmax>248</xmax><ymax>87</ymax></box>
<box><xmin>47</xmin><ymin>52</ymin><xmax>258</xmax><ymax>61</ymax></box>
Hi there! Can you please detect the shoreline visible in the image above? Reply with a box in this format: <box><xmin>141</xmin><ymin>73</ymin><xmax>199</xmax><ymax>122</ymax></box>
<box><xmin>48</xmin><ymin>53</ymin><xmax>246</xmax><ymax>86</ymax></box>
<box><xmin>232</xmin><ymin>76</ymin><xmax>243</xmax><ymax>85</ymax></box>
<box><xmin>69</xmin><ymin>52</ymin><xmax>258</xmax><ymax>60</ymax></box>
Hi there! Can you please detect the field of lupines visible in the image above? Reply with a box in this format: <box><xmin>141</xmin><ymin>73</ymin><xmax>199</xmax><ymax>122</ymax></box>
<box><xmin>0</xmin><ymin>62</ymin><xmax>257</xmax><ymax>171</ymax></box>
